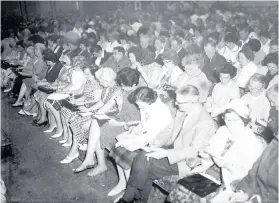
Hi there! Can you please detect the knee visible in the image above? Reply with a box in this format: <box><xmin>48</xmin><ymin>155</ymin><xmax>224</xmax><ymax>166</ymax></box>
<box><xmin>132</xmin><ymin>152</ymin><xmax>149</xmax><ymax>171</ymax></box>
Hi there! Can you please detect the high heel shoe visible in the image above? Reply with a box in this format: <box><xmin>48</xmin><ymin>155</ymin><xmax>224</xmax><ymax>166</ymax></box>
<box><xmin>62</xmin><ymin>142</ymin><xmax>72</xmax><ymax>147</ymax></box>
<box><xmin>51</xmin><ymin>131</ymin><xmax>63</xmax><ymax>138</ymax></box>
<box><xmin>60</xmin><ymin>153</ymin><xmax>79</xmax><ymax>164</ymax></box>
<box><xmin>43</xmin><ymin>125</ymin><xmax>57</xmax><ymax>133</ymax></box>
<box><xmin>72</xmin><ymin>163</ymin><xmax>97</xmax><ymax>173</ymax></box>
<box><xmin>32</xmin><ymin>121</ymin><xmax>48</xmax><ymax>127</ymax></box>
<box><xmin>59</xmin><ymin>139</ymin><xmax>67</xmax><ymax>144</ymax></box>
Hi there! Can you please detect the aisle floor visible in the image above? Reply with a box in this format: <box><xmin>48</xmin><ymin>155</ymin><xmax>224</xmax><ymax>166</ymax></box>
<box><xmin>1</xmin><ymin>94</ymin><xmax>119</xmax><ymax>203</ymax></box>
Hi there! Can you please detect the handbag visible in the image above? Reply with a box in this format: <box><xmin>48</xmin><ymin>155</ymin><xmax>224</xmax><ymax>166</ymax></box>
<box><xmin>177</xmin><ymin>172</ymin><xmax>221</xmax><ymax>198</ymax></box>
<box><xmin>38</xmin><ymin>86</ymin><xmax>55</xmax><ymax>94</ymax></box>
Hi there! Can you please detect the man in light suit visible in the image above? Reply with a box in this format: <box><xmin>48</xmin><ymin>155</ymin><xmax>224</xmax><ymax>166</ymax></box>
<box><xmin>117</xmin><ymin>85</ymin><xmax>217</xmax><ymax>203</ymax></box>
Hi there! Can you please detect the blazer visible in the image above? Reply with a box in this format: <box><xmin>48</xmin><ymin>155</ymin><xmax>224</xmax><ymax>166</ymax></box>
<box><xmin>203</xmin><ymin>53</ymin><xmax>227</xmax><ymax>83</ymax></box>
<box><xmin>167</xmin><ymin>106</ymin><xmax>217</xmax><ymax>177</ymax></box>
<box><xmin>237</xmin><ymin>138</ymin><xmax>278</xmax><ymax>203</ymax></box>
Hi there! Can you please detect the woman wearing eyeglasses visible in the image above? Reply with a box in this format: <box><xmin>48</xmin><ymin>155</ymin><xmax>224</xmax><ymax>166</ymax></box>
<box><xmin>168</xmin><ymin>99</ymin><xmax>266</xmax><ymax>203</ymax></box>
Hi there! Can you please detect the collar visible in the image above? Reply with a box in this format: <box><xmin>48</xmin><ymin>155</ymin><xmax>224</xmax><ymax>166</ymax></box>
<box><xmin>176</xmin><ymin>47</ymin><xmax>183</xmax><ymax>54</ymax></box>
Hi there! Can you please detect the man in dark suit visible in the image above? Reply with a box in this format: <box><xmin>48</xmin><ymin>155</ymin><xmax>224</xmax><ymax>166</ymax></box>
<box><xmin>203</xmin><ymin>40</ymin><xmax>227</xmax><ymax>83</ymax></box>
<box><xmin>171</xmin><ymin>37</ymin><xmax>187</xmax><ymax>65</ymax></box>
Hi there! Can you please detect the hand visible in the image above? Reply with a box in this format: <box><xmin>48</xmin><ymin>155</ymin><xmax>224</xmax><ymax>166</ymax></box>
<box><xmin>145</xmin><ymin>148</ymin><xmax>168</xmax><ymax>161</ymax></box>
<box><xmin>78</xmin><ymin>106</ymin><xmax>89</xmax><ymax>112</ymax></box>
<box><xmin>229</xmin><ymin>191</ymin><xmax>250</xmax><ymax>203</ymax></box>
<box><xmin>211</xmin><ymin>156</ymin><xmax>228</xmax><ymax>168</ymax></box>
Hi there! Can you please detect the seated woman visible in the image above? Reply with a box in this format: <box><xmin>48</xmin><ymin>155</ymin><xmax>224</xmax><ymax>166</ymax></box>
<box><xmin>12</xmin><ymin>46</ymin><xmax>38</xmax><ymax>107</ymax></box>
<box><xmin>205</xmin><ymin>63</ymin><xmax>240</xmax><ymax>116</ymax></box>
<box><xmin>18</xmin><ymin>43</ymin><xmax>47</xmax><ymax>114</ymax></box>
<box><xmin>168</xmin><ymin>99</ymin><xmax>266</xmax><ymax>203</ymax></box>
<box><xmin>262</xmin><ymin>52</ymin><xmax>278</xmax><ymax>89</ymax></box>
<box><xmin>72</xmin><ymin>68</ymin><xmax>141</xmax><ymax>176</ymax></box>
<box><xmin>155</xmin><ymin>50</ymin><xmax>183</xmax><ymax>88</ymax></box>
<box><xmin>241</xmin><ymin>74</ymin><xmax>271</xmax><ymax>133</ymax></box>
<box><xmin>60</xmin><ymin>68</ymin><xmax>122</xmax><ymax>164</ymax></box>
<box><xmin>109</xmin><ymin>87</ymin><xmax>173</xmax><ymax>201</ymax></box>
<box><xmin>44</xmin><ymin>55</ymin><xmax>88</xmax><ymax>139</ymax></box>
<box><xmin>32</xmin><ymin>48</ymin><xmax>63</xmax><ymax>126</ymax></box>
<box><xmin>234</xmin><ymin>44</ymin><xmax>258</xmax><ymax>90</ymax></box>
<box><xmin>173</xmin><ymin>51</ymin><xmax>212</xmax><ymax>103</ymax></box>
<box><xmin>127</xmin><ymin>46</ymin><xmax>160</xmax><ymax>87</ymax></box>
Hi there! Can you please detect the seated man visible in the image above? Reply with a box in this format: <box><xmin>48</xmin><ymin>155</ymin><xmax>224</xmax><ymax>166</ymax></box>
<box><xmin>117</xmin><ymin>85</ymin><xmax>217</xmax><ymax>203</ymax></box>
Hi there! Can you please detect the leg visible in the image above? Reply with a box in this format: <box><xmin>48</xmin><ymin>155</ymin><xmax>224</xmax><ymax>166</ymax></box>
<box><xmin>87</xmin><ymin>139</ymin><xmax>108</xmax><ymax>177</ymax></box>
<box><xmin>61</xmin><ymin>116</ymin><xmax>69</xmax><ymax>142</ymax></box>
<box><xmin>13</xmin><ymin>83</ymin><xmax>27</xmax><ymax>106</ymax></box>
<box><xmin>37</xmin><ymin>101</ymin><xmax>47</xmax><ymax>123</ymax></box>
<box><xmin>108</xmin><ymin>165</ymin><xmax>128</xmax><ymax>196</ymax></box>
<box><xmin>45</xmin><ymin>102</ymin><xmax>63</xmax><ymax>135</ymax></box>
<box><xmin>121</xmin><ymin>152</ymin><xmax>179</xmax><ymax>202</ymax></box>
<box><xmin>74</xmin><ymin>119</ymin><xmax>100</xmax><ymax>172</ymax></box>
<box><xmin>60</xmin><ymin>134</ymin><xmax>79</xmax><ymax>164</ymax></box>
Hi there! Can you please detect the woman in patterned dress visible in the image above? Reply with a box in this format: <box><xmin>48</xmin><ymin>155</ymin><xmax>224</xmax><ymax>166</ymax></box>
<box><xmin>60</xmin><ymin>68</ymin><xmax>123</xmax><ymax>165</ymax></box>
<box><xmin>72</xmin><ymin>68</ymin><xmax>141</xmax><ymax>176</ymax></box>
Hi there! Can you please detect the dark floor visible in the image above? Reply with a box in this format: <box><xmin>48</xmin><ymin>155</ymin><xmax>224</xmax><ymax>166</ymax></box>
<box><xmin>1</xmin><ymin>93</ymin><xmax>120</xmax><ymax>203</ymax></box>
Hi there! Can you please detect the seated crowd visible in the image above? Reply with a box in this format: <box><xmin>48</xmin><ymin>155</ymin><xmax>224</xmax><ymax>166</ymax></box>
<box><xmin>1</xmin><ymin>2</ymin><xmax>278</xmax><ymax>203</ymax></box>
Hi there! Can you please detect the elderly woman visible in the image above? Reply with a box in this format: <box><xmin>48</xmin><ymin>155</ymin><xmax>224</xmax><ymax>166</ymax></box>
<box><xmin>109</xmin><ymin>87</ymin><xmax>173</xmax><ymax>200</ymax></box>
<box><xmin>72</xmin><ymin>68</ymin><xmax>141</xmax><ymax>177</ymax></box>
<box><xmin>60</xmin><ymin>68</ymin><xmax>122</xmax><ymax>164</ymax></box>
<box><xmin>173</xmin><ymin>51</ymin><xmax>212</xmax><ymax>103</ymax></box>
<box><xmin>241</xmin><ymin>74</ymin><xmax>271</xmax><ymax>135</ymax></box>
<box><xmin>32</xmin><ymin>48</ymin><xmax>63</xmax><ymax>126</ymax></box>
<box><xmin>235</xmin><ymin>44</ymin><xmax>258</xmax><ymax>90</ymax></box>
<box><xmin>205</xmin><ymin>63</ymin><xmax>240</xmax><ymax>115</ymax></box>
<box><xmin>168</xmin><ymin>99</ymin><xmax>266</xmax><ymax>203</ymax></box>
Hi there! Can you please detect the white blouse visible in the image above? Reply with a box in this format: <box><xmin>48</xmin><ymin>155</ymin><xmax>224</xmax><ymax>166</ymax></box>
<box><xmin>241</xmin><ymin>91</ymin><xmax>271</xmax><ymax>123</ymax></box>
<box><xmin>139</xmin><ymin>98</ymin><xmax>173</xmax><ymax>143</ymax></box>
<box><xmin>204</xmin><ymin>126</ymin><xmax>266</xmax><ymax>184</ymax></box>
<box><xmin>235</xmin><ymin>61</ymin><xmax>258</xmax><ymax>88</ymax></box>
<box><xmin>206</xmin><ymin>80</ymin><xmax>240</xmax><ymax>112</ymax></box>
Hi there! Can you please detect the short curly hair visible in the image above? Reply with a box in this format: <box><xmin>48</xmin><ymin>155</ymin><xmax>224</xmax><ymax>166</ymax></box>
<box><xmin>130</xmin><ymin>87</ymin><xmax>158</xmax><ymax>105</ymax></box>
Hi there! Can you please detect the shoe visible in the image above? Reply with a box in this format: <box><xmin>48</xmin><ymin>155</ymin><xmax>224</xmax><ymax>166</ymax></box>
<box><xmin>32</xmin><ymin>121</ymin><xmax>48</xmax><ymax>127</ymax></box>
<box><xmin>72</xmin><ymin>163</ymin><xmax>97</xmax><ymax>173</ymax></box>
<box><xmin>78</xmin><ymin>143</ymin><xmax>88</xmax><ymax>151</ymax></box>
<box><xmin>108</xmin><ymin>188</ymin><xmax>126</xmax><ymax>197</ymax></box>
<box><xmin>12</xmin><ymin>103</ymin><xmax>23</xmax><ymax>108</ymax></box>
<box><xmin>23</xmin><ymin>110</ymin><xmax>37</xmax><ymax>117</ymax></box>
<box><xmin>60</xmin><ymin>153</ymin><xmax>79</xmax><ymax>164</ymax></box>
<box><xmin>51</xmin><ymin>131</ymin><xmax>63</xmax><ymax>138</ymax></box>
<box><xmin>59</xmin><ymin>139</ymin><xmax>67</xmax><ymax>144</ymax></box>
<box><xmin>4</xmin><ymin>88</ymin><xmax>12</xmax><ymax>93</ymax></box>
<box><xmin>62</xmin><ymin>142</ymin><xmax>72</xmax><ymax>147</ymax></box>
<box><xmin>43</xmin><ymin>125</ymin><xmax>56</xmax><ymax>133</ymax></box>
<box><xmin>18</xmin><ymin>109</ymin><xmax>27</xmax><ymax>116</ymax></box>
<box><xmin>115</xmin><ymin>199</ymin><xmax>134</xmax><ymax>203</ymax></box>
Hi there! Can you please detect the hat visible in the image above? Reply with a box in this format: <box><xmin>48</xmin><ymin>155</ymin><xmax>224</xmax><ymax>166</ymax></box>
<box><xmin>224</xmin><ymin>99</ymin><xmax>250</xmax><ymax>119</ymax></box>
